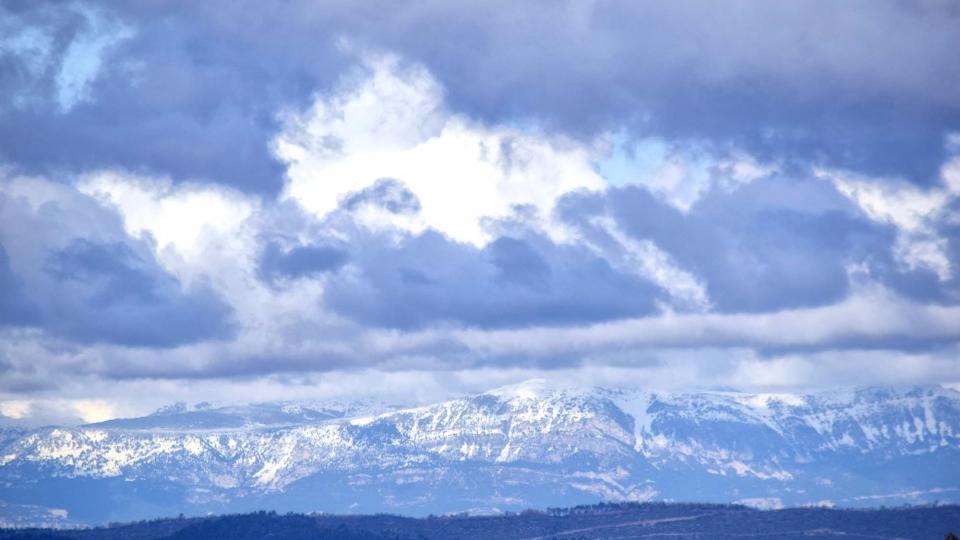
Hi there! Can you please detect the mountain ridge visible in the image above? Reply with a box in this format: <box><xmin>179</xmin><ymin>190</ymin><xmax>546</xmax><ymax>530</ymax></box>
<box><xmin>1</xmin><ymin>382</ymin><xmax>957</xmax><ymax>526</ymax></box>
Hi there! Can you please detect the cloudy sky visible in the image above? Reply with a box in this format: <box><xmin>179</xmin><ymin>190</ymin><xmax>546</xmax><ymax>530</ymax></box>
<box><xmin>1</xmin><ymin>0</ymin><xmax>959</xmax><ymax>425</ymax></box>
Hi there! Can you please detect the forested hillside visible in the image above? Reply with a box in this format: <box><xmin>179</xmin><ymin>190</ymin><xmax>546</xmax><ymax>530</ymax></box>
<box><xmin>1</xmin><ymin>503</ymin><xmax>958</xmax><ymax>540</ymax></box>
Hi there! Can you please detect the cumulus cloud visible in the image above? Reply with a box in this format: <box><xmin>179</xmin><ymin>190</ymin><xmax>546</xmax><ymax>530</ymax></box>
<box><xmin>275</xmin><ymin>56</ymin><xmax>605</xmax><ymax>246</ymax></box>
<box><xmin>559</xmin><ymin>179</ymin><xmax>877</xmax><ymax>312</ymax></box>
<box><xmin>3</xmin><ymin>55</ymin><xmax>959</xmax><ymax>374</ymax></box>
<box><xmin>1</xmin><ymin>2</ymin><xmax>959</xmax><ymax>422</ymax></box>
<box><xmin>819</xmin><ymin>159</ymin><xmax>960</xmax><ymax>283</ymax></box>
<box><xmin>41</xmin><ymin>238</ymin><xmax>233</xmax><ymax>346</ymax></box>
<box><xmin>320</xmin><ymin>227</ymin><xmax>661</xmax><ymax>330</ymax></box>
<box><xmin>3</xmin><ymin>1</ymin><xmax>959</xmax><ymax>196</ymax></box>
<box><xmin>0</xmin><ymin>174</ymin><xmax>234</xmax><ymax>347</ymax></box>
<box><xmin>77</xmin><ymin>171</ymin><xmax>258</xmax><ymax>280</ymax></box>
<box><xmin>585</xmin><ymin>217</ymin><xmax>711</xmax><ymax>311</ymax></box>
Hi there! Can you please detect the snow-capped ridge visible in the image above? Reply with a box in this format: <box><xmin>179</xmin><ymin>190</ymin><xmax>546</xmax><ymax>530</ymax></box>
<box><xmin>1</xmin><ymin>383</ymin><xmax>957</xmax><ymax>520</ymax></box>
<box><xmin>484</xmin><ymin>378</ymin><xmax>587</xmax><ymax>401</ymax></box>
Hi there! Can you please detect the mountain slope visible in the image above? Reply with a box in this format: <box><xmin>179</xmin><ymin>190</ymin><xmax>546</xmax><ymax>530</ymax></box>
<box><xmin>0</xmin><ymin>382</ymin><xmax>957</xmax><ymax>525</ymax></box>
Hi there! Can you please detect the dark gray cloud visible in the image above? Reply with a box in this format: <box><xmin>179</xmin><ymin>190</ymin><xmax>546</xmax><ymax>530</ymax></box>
<box><xmin>0</xmin><ymin>245</ymin><xmax>41</xmax><ymax>326</ymax></box>
<box><xmin>372</xmin><ymin>0</ymin><xmax>960</xmax><ymax>184</ymax></box>
<box><xmin>323</xmin><ymin>228</ymin><xmax>661</xmax><ymax>330</ymax></box>
<box><xmin>35</xmin><ymin>239</ymin><xmax>234</xmax><ymax>346</ymax></box>
<box><xmin>489</xmin><ymin>237</ymin><xmax>551</xmax><ymax>291</ymax></box>
<box><xmin>251</xmin><ymin>169</ymin><xmax>959</xmax><ymax>334</ymax></box>
<box><xmin>0</xmin><ymin>0</ymin><xmax>347</xmax><ymax>194</ymax></box>
<box><xmin>0</xmin><ymin>182</ymin><xmax>235</xmax><ymax>348</ymax></box>
<box><xmin>885</xmin><ymin>217</ymin><xmax>960</xmax><ymax>305</ymax></box>
<box><xmin>2</xmin><ymin>0</ymin><xmax>957</xmax><ymax>197</ymax></box>
<box><xmin>342</xmin><ymin>179</ymin><xmax>422</xmax><ymax>215</ymax></box>
<box><xmin>0</xmin><ymin>0</ymin><xmax>958</xmax><ymax>396</ymax></box>
<box><xmin>139</xmin><ymin>0</ymin><xmax>960</xmax><ymax>185</ymax></box>
<box><xmin>258</xmin><ymin>241</ymin><xmax>349</xmax><ymax>283</ymax></box>
<box><xmin>558</xmin><ymin>176</ymin><xmax>933</xmax><ymax>313</ymax></box>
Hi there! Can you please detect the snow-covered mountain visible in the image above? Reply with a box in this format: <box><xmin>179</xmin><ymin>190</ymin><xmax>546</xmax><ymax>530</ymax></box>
<box><xmin>1</xmin><ymin>382</ymin><xmax>958</xmax><ymax>526</ymax></box>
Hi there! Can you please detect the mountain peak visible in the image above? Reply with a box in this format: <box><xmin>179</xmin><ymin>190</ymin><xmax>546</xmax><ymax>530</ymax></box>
<box><xmin>484</xmin><ymin>378</ymin><xmax>583</xmax><ymax>400</ymax></box>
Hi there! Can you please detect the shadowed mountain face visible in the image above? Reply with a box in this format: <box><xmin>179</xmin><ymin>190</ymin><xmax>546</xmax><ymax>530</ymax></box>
<box><xmin>0</xmin><ymin>382</ymin><xmax>958</xmax><ymax>526</ymax></box>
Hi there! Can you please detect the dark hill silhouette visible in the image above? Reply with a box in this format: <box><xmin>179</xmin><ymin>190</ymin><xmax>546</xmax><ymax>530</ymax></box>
<box><xmin>1</xmin><ymin>503</ymin><xmax>958</xmax><ymax>540</ymax></box>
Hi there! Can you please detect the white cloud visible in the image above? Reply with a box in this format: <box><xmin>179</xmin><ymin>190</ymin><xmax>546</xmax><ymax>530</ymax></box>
<box><xmin>717</xmin><ymin>153</ymin><xmax>778</xmax><ymax>186</ymax></box>
<box><xmin>74</xmin><ymin>170</ymin><xmax>352</xmax><ymax>361</ymax></box>
<box><xmin>0</xmin><ymin>396</ymin><xmax>118</xmax><ymax>425</ymax></box>
<box><xmin>818</xmin><ymin>160</ymin><xmax>959</xmax><ymax>281</ymax></box>
<box><xmin>589</xmin><ymin>216</ymin><xmax>711</xmax><ymax>311</ymax></box>
<box><xmin>71</xmin><ymin>399</ymin><xmax>115</xmax><ymax>423</ymax></box>
<box><xmin>447</xmin><ymin>282</ymin><xmax>960</xmax><ymax>357</ymax></box>
<box><xmin>67</xmin><ymin>280</ymin><xmax>935</xmax><ymax>381</ymax></box>
<box><xmin>2</xmin><ymin>55</ymin><xmax>959</xmax><ymax>417</ymax></box>
<box><xmin>0</xmin><ymin>172</ymin><xmax>131</xmax><ymax>276</ymax></box>
<box><xmin>827</xmin><ymin>172</ymin><xmax>948</xmax><ymax>232</ymax></box>
<box><xmin>6</xmin><ymin>166</ymin><xmax>958</xmax><ymax>398</ymax></box>
<box><xmin>275</xmin><ymin>56</ymin><xmax>605</xmax><ymax>246</ymax></box>
<box><xmin>77</xmin><ymin>171</ymin><xmax>258</xmax><ymax>280</ymax></box>
<box><xmin>942</xmin><ymin>156</ymin><xmax>960</xmax><ymax>206</ymax></box>
<box><xmin>0</xmin><ymin>400</ymin><xmax>30</xmax><ymax>419</ymax></box>
<box><xmin>4</xmin><ymin>345</ymin><xmax>958</xmax><ymax>427</ymax></box>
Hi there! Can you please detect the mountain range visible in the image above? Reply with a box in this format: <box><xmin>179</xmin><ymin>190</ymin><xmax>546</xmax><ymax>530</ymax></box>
<box><xmin>1</xmin><ymin>381</ymin><xmax>958</xmax><ymax>526</ymax></box>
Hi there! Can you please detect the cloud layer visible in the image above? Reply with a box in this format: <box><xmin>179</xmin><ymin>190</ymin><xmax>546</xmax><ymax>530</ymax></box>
<box><xmin>0</xmin><ymin>0</ymin><xmax>958</xmax><ymax>423</ymax></box>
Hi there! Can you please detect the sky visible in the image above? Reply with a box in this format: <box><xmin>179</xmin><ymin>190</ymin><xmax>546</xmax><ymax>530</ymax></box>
<box><xmin>0</xmin><ymin>0</ymin><xmax>959</xmax><ymax>425</ymax></box>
